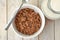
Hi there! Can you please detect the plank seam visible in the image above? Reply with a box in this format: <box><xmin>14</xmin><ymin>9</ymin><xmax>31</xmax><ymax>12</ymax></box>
<box><xmin>54</xmin><ymin>21</ymin><xmax>55</xmax><ymax>40</ymax></box>
<box><xmin>6</xmin><ymin>0</ymin><xmax>8</xmax><ymax>40</ymax></box>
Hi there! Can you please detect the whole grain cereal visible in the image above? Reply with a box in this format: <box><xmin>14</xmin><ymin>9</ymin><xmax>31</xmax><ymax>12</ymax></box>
<box><xmin>14</xmin><ymin>8</ymin><xmax>41</xmax><ymax>35</ymax></box>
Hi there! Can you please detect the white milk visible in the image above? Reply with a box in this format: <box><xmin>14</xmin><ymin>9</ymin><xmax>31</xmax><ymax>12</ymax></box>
<box><xmin>51</xmin><ymin>0</ymin><xmax>60</xmax><ymax>11</ymax></box>
<box><xmin>41</xmin><ymin>0</ymin><xmax>60</xmax><ymax>20</ymax></box>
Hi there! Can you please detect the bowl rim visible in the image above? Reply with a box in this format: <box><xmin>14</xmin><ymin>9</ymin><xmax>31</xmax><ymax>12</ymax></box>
<box><xmin>12</xmin><ymin>3</ymin><xmax>45</xmax><ymax>38</ymax></box>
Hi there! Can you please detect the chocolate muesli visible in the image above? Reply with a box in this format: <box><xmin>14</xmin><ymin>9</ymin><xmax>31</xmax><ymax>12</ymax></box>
<box><xmin>14</xmin><ymin>8</ymin><xmax>42</xmax><ymax>35</ymax></box>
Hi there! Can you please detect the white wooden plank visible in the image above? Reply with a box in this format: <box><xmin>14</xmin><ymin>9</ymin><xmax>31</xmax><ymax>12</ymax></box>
<box><xmin>8</xmin><ymin>0</ymin><xmax>22</xmax><ymax>40</ymax></box>
<box><xmin>22</xmin><ymin>37</ymin><xmax>38</xmax><ymax>40</ymax></box>
<box><xmin>29</xmin><ymin>0</ymin><xmax>38</xmax><ymax>6</ymax></box>
<box><xmin>38</xmin><ymin>19</ymin><xmax>55</xmax><ymax>40</ymax></box>
<box><xmin>30</xmin><ymin>36</ymin><xmax>38</xmax><ymax>40</ymax></box>
<box><xmin>0</xmin><ymin>0</ymin><xmax>7</xmax><ymax>40</ymax></box>
<box><xmin>23</xmin><ymin>38</ymin><xmax>31</xmax><ymax>40</ymax></box>
<box><xmin>55</xmin><ymin>19</ymin><xmax>60</xmax><ymax>40</ymax></box>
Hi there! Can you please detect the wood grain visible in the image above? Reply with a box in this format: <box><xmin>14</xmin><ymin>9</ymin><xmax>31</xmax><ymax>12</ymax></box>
<box><xmin>0</xmin><ymin>0</ymin><xmax>7</xmax><ymax>40</ymax></box>
<box><xmin>55</xmin><ymin>19</ymin><xmax>60</xmax><ymax>40</ymax></box>
<box><xmin>39</xmin><ymin>19</ymin><xmax>55</xmax><ymax>40</ymax></box>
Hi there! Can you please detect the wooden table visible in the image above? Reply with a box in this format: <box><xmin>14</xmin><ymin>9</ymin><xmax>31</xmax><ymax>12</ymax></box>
<box><xmin>0</xmin><ymin>0</ymin><xmax>60</xmax><ymax>40</ymax></box>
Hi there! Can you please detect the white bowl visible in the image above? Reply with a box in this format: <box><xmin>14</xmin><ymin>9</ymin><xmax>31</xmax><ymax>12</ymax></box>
<box><xmin>12</xmin><ymin>3</ymin><xmax>45</xmax><ymax>38</ymax></box>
